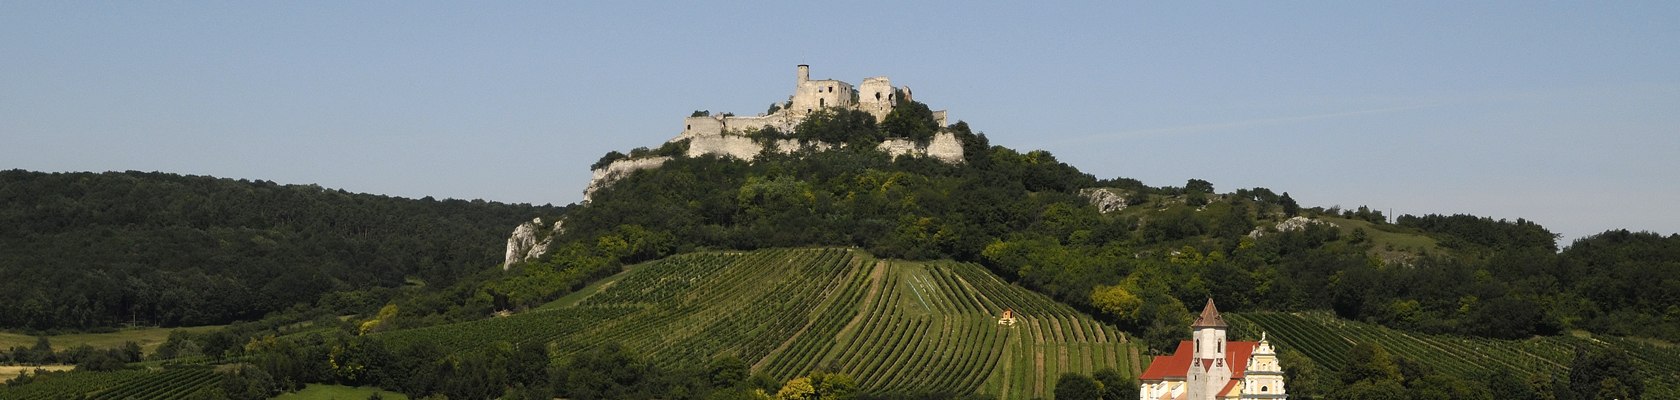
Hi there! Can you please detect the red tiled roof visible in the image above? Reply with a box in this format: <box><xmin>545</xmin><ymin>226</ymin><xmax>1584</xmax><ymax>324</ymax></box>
<box><xmin>1139</xmin><ymin>341</ymin><xmax>1195</xmax><ymax>381</ymax></box>
<box><xmin>1218</xmin><ymin>379</ymin><xmax>1241</xmax><ymax>397</ymax></box>
<box><xmin>1137</xmin><ymin>340</ymin><xmax>1258</xmax><ymax>383</ymax></box>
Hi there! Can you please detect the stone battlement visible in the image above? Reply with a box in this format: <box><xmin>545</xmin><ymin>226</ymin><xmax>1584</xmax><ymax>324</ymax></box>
<box><xmin>676</xmin><ymin>65</ymin><xmax>946</xmax><ymax>140</ymax></box>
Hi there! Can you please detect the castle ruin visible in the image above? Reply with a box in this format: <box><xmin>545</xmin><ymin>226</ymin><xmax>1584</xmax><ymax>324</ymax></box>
<box><xmin>675</xmin><ymin>65</ymin><xmax>947</xmax><ymax>141</ymax></box>
<box><xmin>581</xmin><ymin>65</ymin><xmax>963</xmax><ymax>203</ymax></box>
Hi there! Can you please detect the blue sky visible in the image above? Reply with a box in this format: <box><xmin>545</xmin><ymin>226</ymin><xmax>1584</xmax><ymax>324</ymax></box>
<box><xmin>3</xmin><ymin>2</ymin><xmax>1677</xmax><ymax>244</ymax></box>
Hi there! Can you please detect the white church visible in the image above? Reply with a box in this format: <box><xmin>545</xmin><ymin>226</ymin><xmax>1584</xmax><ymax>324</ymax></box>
<box><xmin>1139</xmin><ymin>299</ymin><xmax>1287</xmax><ymax>400</ymax></box>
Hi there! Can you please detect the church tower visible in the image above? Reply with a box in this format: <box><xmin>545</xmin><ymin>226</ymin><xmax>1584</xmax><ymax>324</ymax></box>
<box><xmin>1243</xmin><ymin>332</ymin><xmax>1288</xmax><ymax>398</ymax></box>
<box><xmin>1186</xmin><ymin>298</ymin><xmax>1232</xmax><ymax>400</ymax></box>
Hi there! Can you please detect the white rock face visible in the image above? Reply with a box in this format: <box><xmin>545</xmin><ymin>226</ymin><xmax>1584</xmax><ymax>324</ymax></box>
<box><xmin>685</xmin><ymin>135</ymin><xmax>762</xmax><ymax>160</ymax></box>
<box><xmin>926</xmin><ymin>132</ymin><xmax>964</xmax><ymax>163</ymax></box>
<box><xmin>875</xmin><ymin>132</ymin><xmax>965</xmax><ymax>163</ymax></box>
<box><xmin>1079</xmin><ymin>188</ymin><xmax>1129</xmax><ymax>214</ymax></box>
<box><xmin>584</xmin><ymin>133</ymin><xmax>963</xmax><ymax>203</ymax></box>
<box><xmin>583</xmin><ymin>156</ymin><xmax>672</xmax><ymax>203</ymax></box>
<box><xmin>502</xmin><ymin>218</ymin><xmax>559</xmax><ymax>270</ymax></box>
<box><xmin>877</xmin><ymin>138</ymin><xmax>919</xmax><ymax>158</ymax></box>
<box><xmin>1248</xmin><ymin>216</ymin><xmax>1339</xmax><ymax>238</ymax></box>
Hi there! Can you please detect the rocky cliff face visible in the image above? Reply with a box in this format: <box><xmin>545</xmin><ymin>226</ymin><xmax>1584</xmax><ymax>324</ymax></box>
<box><xmin>1078</xmin><ymin>188</ymin><xmax>1131</xmax><ymax>214</ymax></box>
<box><xmin>1248</xmin><ymin>216</ymin><xmax>1338</xmax><ymax>238</ymax></box>
<box><xmin>583</xmin><ymin>133</ymin><xmax>964</xmax><ymax>203</ymax></box>
<box><xmin>878</xmin><ymin>132</ymin><xmax>963</xmax><ymax>163</ymax></box>
<box><xmin>684</xmin><ymin>135</ymin><xmax>762</xmax><ymax>160</ymax></box>
<box><xmin>583</xmin><ymin>156</ymin><xmax>672</xmax><ymax>203</ymax></box>
<box><xmin>503</xmin><ymin>217</ymin><xmax>561</xmax><ymax>270</ymax></box>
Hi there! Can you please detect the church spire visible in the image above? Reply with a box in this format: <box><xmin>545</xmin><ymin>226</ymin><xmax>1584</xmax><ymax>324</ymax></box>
<box><xmin>1192</xmin><ymin>298</ymin><xmax>1227</xmax><ymax>328</ymax></box>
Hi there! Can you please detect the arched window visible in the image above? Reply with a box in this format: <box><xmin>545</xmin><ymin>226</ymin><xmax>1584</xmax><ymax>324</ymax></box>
<box><xmin>875</xmin><ymin>92</ymin><xmax>881</xmax><ymax>100</ymax></box>
<box><xmin>1261</xmin><ymin>386</ymin><xmax>1269</xmax><ymax>392</ymax></box>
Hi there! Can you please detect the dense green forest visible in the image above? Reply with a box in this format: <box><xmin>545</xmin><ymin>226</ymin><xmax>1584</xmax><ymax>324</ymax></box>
<box><xmin>0</xmin><ymin>170</ymin><xmax>562</xmax><ymax>331</ymax></box>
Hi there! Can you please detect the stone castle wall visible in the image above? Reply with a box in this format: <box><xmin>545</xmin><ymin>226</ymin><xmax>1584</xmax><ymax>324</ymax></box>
<box><xmin>584</xmin><ymin>65</ymin><xmax>963</xmax><ymax>203</ymax></box>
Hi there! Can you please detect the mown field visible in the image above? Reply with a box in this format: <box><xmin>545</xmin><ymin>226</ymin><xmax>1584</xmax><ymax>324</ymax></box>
<box><xmin>1229</xmin><ymin>311</ymin><xmax>1680</xmax><ymax>389</ymax></box>
<box><xmin>380</xmin><ymin>248</ymin><xmax>1144</xmax><ymax>398</ymax></box>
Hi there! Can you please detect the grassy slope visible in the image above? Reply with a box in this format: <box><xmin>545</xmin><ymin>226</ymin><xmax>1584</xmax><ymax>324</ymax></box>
<box><xmin>0</xmin><ymin>325</ymin><xmax>225</xmax><ymax>355</ymax></box>
<box><xmin>273</xmin><ymin>384</ymin><xmax>411</xmax><ymax>400</ymax></box>
<box><xmin>378</xmin><ymin>248</ymin><xmax>1142</xmax><ymax>398</ymax></box>
<box><xmin>1318</xmin><ymin>216</ymin><xmax>1441</xmax><ymax>254</ymax></box>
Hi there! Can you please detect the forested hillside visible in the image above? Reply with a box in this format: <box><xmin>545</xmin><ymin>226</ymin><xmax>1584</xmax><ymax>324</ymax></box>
<box><xmin>561</xmin><ymin>108</ymin><xmax>1680</xmax><ymax>350</ymax></box>
<box><xmin>0</xmin><ymin>170</ymin><xmax>562</xmax><ymax>331</ymax></box>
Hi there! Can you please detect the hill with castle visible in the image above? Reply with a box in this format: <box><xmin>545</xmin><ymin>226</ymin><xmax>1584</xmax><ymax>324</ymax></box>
<box><xmin>3</xmin><ymin>65</ymin><xmax>1680</xmax><ymax>399</ymax></box>
<box><xmin>580</xmin><ymin>65</ymin><xmax>963</xmax><ymax>203</ymax></box>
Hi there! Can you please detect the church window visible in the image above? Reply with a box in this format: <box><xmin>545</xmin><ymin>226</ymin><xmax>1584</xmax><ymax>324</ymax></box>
<box><xmin>1261</xmin><ymin>386</ymin><xmax>1268</xmax><ymax>392</ymax></box>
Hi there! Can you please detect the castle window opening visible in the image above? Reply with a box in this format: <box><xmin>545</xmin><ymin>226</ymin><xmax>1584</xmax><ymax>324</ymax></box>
<box><xmin>875</xmin><ymin>92</ymin><xmax>881</xmax><ymax>100</ymax></box>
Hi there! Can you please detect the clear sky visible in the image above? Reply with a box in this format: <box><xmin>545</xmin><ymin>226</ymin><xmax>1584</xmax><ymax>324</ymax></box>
<box><xmin>4</xmin><ymin>2</ymin><xmax>1677</xmax><ymax>245</ymax></box>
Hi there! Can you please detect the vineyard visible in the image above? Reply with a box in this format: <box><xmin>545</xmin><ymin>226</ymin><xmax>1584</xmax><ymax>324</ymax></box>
<box><xmin>0</xmin><ymin>366</ymin><xmax>219</xmax><ymax>399</ymax></box>
<box><xmin>1229</xmin><ymin>311</ymin><xmax>1680</xmax><ymax>388</ymax></box>
<box><xmin>379</xmin><ymin>248</ymin><xmax>1143</xmax><ymax>398</ymax></box>
<box><xmin>18</xmin><ymin>250</ymin><xmax>1680</xmax><ymax>398</ymax></box>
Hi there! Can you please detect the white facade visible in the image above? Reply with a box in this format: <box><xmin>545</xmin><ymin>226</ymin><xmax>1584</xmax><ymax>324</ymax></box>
<box><xmin>1243</xmin><ymin>334</ymin><xmax>1288</xmax><ymax>399</ymax></box>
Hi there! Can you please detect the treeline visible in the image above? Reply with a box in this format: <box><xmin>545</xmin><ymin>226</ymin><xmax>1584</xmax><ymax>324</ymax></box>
<box><xmin>0</xmin><ymin>170</ymin><xmax>562</xmax><ymax>331</ymax></box>
<box><xmin>217</xmin><ymin>327</ymin><xmax>896</xmax><ymax>400</ymax></box>
<box><xmin>0</xmin><ymin>336</ymin><xmax>140</xmax><ymax>372</ymax></box>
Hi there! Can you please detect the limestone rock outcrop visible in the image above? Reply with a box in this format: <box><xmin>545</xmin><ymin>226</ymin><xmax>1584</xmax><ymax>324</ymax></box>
<box><xmin>876</xmin><ymin>132</ymin><xmax>964</xmax><ymax>163</ymax></box>
<box><xmin>502</xmin><ymin>218</ymin><xmax>563</xmax><ymax>270</ymax></box>
<box><xmin>1079</xmin><ymin>188</ymin><xmax>1130</xmax><ymax>214</ymax></box>
<box><xmin>684</xmin><ymin>135</ymin><xmax>762</xmax><ymax>160</ymax></box>
<box><xmin>1247</xmin><ymin>216</ymin><xmax>1338</xmax><ymax>238</ymax></box>
<box><xmin>583</xmin><ymin>156</ymin><xmax>671</xmax><ymax>203</ymax></box>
